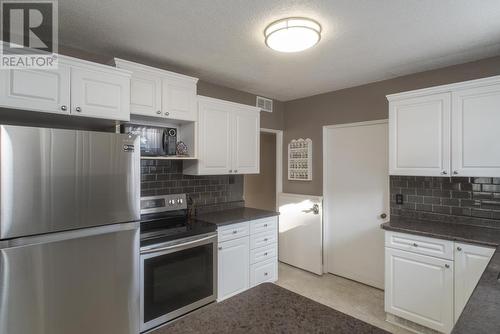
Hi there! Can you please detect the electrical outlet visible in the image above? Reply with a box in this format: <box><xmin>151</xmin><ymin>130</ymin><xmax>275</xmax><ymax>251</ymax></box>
<box><xmin>396</xmin><ymin>194</ymin><xmax>404</xmax><ymax>205</ymax></box>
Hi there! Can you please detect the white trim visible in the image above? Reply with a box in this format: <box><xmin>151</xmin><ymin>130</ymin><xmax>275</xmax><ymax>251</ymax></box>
<box><xmin>197</xmin><ymin>95</ymin><xmax>261</xmax><ymax>113</ymax></box>
<box><xmin>113</xmin><ymin>58</ymin><xmax>199</xmax><ymax>83</ymax></box>
<box><xmin>55</xmin><ymin>54</ymin><xmax>131</xmax><ymax>77</ymax></box>
<box><xmin>322</xmin><ymin>119</ymin><xmax>389</xmax><ymax>274</ymax></box>
<box><xmin>261</xmin><ymin>128</ymin><xmax>283</xmax><ymax>211</ymax></box>
<box><xmin>386</xmin><ymin>74</ymin><xmax>500</xmax><ymax>101</ymax></box>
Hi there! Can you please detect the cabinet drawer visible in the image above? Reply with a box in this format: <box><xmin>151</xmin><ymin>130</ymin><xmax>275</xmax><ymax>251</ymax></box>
<box><xmin>218</xmin><ymin>222</ymin><xmax>249</xmax><ymax>243</ymax></box>
<box><xmin>250</xmin><ymin>257</ymin><xmax>277</xmax><ymax>287</ymax></box>
<box><xmin>249</xmin><ymin>217</ymin><xmax>277</xmax><ymax>235</ymax></box>
<box><xmin>250</xmin><ymin>243</ymin><xmax>277</xmax><ymax>264</ymax></box>
<box><xmin>250</xmin><ymin>230</ymin><xmax>277</xmax><ymax>250</ymax></box>
<box><xmin>385</xmin><ymin>231</ymin><xmax>454</xmax><ymax>260</ymax></box>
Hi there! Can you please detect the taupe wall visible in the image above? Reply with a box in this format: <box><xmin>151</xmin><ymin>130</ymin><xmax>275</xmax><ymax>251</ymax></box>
<box><xmin>283</xmin><ymin>55</ymin><xmax>500</xmax><ymax>196</ymax></box>
<box><xmin>244</xmin><ymin>132</ymin><xmax>277</xmax><ymax>211</ymax></box>
<box><xmin>59</xmin><ymin>45</ymin><xmax>285</xmax><ymax>131</ymax></box>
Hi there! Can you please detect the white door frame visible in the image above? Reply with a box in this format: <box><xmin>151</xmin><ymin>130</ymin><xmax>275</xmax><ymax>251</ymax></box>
<box><xmin>261</xmin><ymin>128</ymin><xmax>283</xmax><ymax>211</ymax></box>
<box><xmin>322</xmin><ymin>119</ymin><xmax>388</xmax><ymax>274</ymax></box>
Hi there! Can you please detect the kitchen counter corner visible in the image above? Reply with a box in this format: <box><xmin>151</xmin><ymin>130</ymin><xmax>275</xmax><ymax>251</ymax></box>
<box><xmin>194</xmin><ymin>207</ymin><xmax>279</xmax><ymax>226</ymax></box>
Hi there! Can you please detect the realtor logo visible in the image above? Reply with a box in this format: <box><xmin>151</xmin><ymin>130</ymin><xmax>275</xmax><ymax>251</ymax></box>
<box><xmin>0</xmin><ymin>0</ymin><xmax>58</xmax><ymax>69</ymax></box>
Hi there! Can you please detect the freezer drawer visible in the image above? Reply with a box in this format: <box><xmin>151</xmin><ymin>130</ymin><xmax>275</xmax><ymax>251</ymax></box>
<box><xmin>0</xmin><ymin>125</ymin><xmax>140</xmax><ymax>239</ymax></box>
<box><xmin>0</xmin><ymin>223</ymin><xmax>140</xmax><ymax>334</ymax></box>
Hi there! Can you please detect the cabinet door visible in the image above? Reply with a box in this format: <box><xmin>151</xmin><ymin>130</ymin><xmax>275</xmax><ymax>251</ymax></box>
<box><xmin>217</xmin><ymin>237</ymin><xmax>250</xmax><ymax>301</ymax></box>
<box><xmin>452</xmin><ymin>84</ymin><xmax>500</xmax><ymax>177</ymax></box>
<box><xmin>128</xmin><ymin>70</ymin><xmax>162</xmax><ymax>117</ymax></box>
<box><xmin>197</xmin><ymin>100</ymin><xmax>232</xmax><ymax>174</ymax></box>
<box><xmin>232</xmin><ymin>109</ymin><xmax>260</xmax><ymax>174</ymax></box>
<box><xmin>71</xmin><ymin>67</ymin><xmax>130</xmax><ymax>121</ymax></box>
<box><xmin>0</xmin><ymin>65</ymin><xmax>70</xmax><ymax>114</ymax></box>
<box><xmin>162</xmin><ymin>79</ymin><xmax>197</xmax><ymax>121</ymax></box>
<box><xmin>454</xmin><ymin>243</ymin><xmax>494</xmax><ymax>322</ymax></box>
<box><xmin>385</xmin><ymin>248</ymin><xmax>454</xmax><ymax>333</ymax></box>
<box><xmin>389</xmin><ymin>93</ymin><xmax>451</xmax><ymax>176</ymax></box>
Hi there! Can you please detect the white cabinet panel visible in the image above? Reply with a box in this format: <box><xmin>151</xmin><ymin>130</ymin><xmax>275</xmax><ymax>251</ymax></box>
<box><xmin>217</xmin><ymin>221</ymin><xmax>249</xmax><ymax>243</ymax></box>
<box><xmin>250</xmin><ymin>230</ymin><xmax>277</xmax><ymax>250</ymax></box>
<box><xmin>162</xmin><ymin>79</ymin><xmax>197</xmax><ymax>121</ymax></box>
<box><xmin>197</xmin><ymin>101</ymin><xmax>232</xmax><ymax>174</ymax></box>
<box><xmin>385</xmin><ymin>231</ymin><xmax>454</xmax><ymax>260</ymax></box>
<box><xmin>217</xmin><ymin>237</ymin><xmax>249</xmax><ymax>301</ymax></box>
<box><xmin>250</xmin><ymin>243</ymin><xmax>277</xmax><ymax>264</ymax></box>
<box><xmin>389</xmin><ymin>93</ymin><xmax>451</xmax><ymax>176</ymax></box>
<box><xmin>385</xmin><ymin>248</ymin><xmax>454</xmax><ymax>333</ymax></box>
<box><xmin>71</xmin><ymin>67</ymin><xmax>130</xmax><ymax>121</ymax></box>
<box><xmin>232</xmin><ymin>109</ymin><xmax>260</xmax><ymax>174</ymax></box>
<box><xmin>454</xmin><ymin>243</ymin><xmax>494</xmax><ymax>321</ymax></box>
<box><xmin>250</xmin><ymin>257</ymin><xmax>278</xmax><ymax>287</ymax></box>
<box><xmin>249</xmin><ymin>217</ymin><xmax>277</xmax><ymax>235</ymax></box>
<box><xmin>129</xmin><ymin>71</ymin><xmax>161</xmax><ymax>117</ymax></box>
<box><xmin>0</xmin><ymin>65</ymin><xmax>70</xmax><ymax>114</ymax></box>
<box><xmin>452</xmin><ymin>84</ymin><xmax>500</xmax><ymax>177</ymax></box>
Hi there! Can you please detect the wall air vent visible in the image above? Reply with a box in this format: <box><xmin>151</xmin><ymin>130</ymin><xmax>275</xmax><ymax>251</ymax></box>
<box><xmin>256</xmin><ymin>96</ymin><xmax>273</xmax><ymax>112</ymax></box>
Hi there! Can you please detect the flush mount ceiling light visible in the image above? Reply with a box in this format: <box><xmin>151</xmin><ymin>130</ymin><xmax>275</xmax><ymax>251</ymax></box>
<box><xmin>264</xmin><ymin>17</ymin><xmax>321</xmax><ymax>53</ymax></box>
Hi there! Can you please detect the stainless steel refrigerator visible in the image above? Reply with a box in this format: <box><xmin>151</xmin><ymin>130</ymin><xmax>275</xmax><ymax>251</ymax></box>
<box><xmin>0</xmin><ymin>125</ymin><xmax>141</xmax><ymax>334</ymax></box>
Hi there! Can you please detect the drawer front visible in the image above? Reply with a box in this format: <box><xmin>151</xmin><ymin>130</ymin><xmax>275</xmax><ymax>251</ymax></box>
<box><xmin>385</xmin><ymin>231</ymin><xmax>454</xmax><ymax>260</ymax></box>
<box><xmin>250</xmin><ymin>258</ymin><xmax>277</xmax><ymax>287</ymax></box>
<box><xmin>249</xmin><ymin>217</ymin><xmax>277</xmax><ymax>235</ymax></box>
<box><xmin>250</xmin><ymin>243</ymin><xmax>277</xmax><ymax>264</ymax></box>
<box><xmin>250</xmin><ymin>230</ymin><xmax>277</xmax><ymax>250</ymax></box>
<box><xmin>218</xmin><ymin>222</ymin><xmax>249</xmax><ymax>243</ymax></box>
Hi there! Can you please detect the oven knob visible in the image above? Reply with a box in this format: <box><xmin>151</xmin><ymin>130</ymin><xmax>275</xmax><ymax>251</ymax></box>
<box><xmin>179</xmin><ymin>198</ymin><xmax>183</xmax><ymax>204</ymax></box>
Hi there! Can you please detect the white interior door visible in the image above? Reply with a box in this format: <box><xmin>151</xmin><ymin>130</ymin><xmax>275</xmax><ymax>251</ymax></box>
<box><xmin>278</xmin><ymin>193</ymin><xmax>323</xmax><ymax>275</ymax></box>
<box><xmin>324</xmin><ymin>120</ymin><xmax>388</xmax><ymax>289</ymax></box>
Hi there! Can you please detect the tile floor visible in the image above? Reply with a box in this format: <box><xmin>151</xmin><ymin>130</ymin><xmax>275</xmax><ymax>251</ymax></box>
<box><xmin>276</xmin><ymin>262</ymin><xmax>413</xmax><ymax>334</ymax></box>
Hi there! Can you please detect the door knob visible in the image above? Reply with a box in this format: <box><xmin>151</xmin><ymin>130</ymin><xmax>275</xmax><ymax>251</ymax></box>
<box><xmin>380</xmin><ymin>213</ymin><xmax>387</xmax><ymax>219</ymax></box>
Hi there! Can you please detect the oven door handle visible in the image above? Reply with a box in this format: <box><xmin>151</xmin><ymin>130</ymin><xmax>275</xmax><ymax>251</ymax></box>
<box><xmin>140</xmin><ymin>234</ymin><xmax>216</xmax><ymax>254</ymax></box>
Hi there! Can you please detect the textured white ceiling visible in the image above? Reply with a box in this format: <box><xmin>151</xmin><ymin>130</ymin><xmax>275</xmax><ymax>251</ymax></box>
<box><xmin>59</xmin><ymin>0</ymin><xmax>500</xmax><ymax>101</ymax></box>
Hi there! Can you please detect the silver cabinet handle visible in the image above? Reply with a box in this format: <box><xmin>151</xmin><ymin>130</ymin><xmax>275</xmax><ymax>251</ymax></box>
<box><xmin>229</xmin><ymin>170</ymin><xmax>233</xmax><ymax>173</ymax></box>
<box><xmin>440</xmin><ymin>170</ymin><xmax>447</xmax><ymax>175</ymax></box>
<box><xmin>264</xmin><ymin>238</ymin><xmax>268</xmax><ymax>241</ymax></box>
<box><xmin>457</xmin><ymin>247</ymin><xmax>462</xmax><ymax>251</ymax></box>
<box><xmin>165</xmin><ymin>112</ymin><xmax>170</xmax><ymax>116</ymax></box>
<box><xmin>453</xmin><ymin>171</ymin><xmax>458</xmax><ymax>175</ymax></box>
<box><xmin>140</xmin><ymin>234</ymin><xmax>216</xmax><ymax>254</ymax></box>
<box><xmin>218</xmin><ymin>246</ymin><xmax>222</xmax><ymax>250</ymax></box>
<box><xmin>264</xmin><ymin>224</ymin><xmax>268</xmax><ymax>227</ymax></box>
<box><xmin>232</xmin><ymin>230</ymin><xmax>237</xmax><ymax>234</ymax></box>
<box><xmin>445</xmin><ymin>264</ymin><xmax>450</xmax><ymax>269</ymax></box>
<box><xmin>264</xmin><ymin>272</ymin><xmax>268</xmax><ymax>276</ymax></box>
<box><xmin>380</xmin><ymin>213</ymin><xmax>387</xmax><ymax>219</ymax></box>
<box><xmin>75</xmin><ymin>107</ymin><xmax>82</xmax><ymax>112</ymax></box>
<box><xmin>264</xmin><ymin>252</ymin><xmax>268</xmax><ymax>256</ymax></box>
<box><xmin>413</xmin><ymin>243</ymin><xmax>418</xmax><ymax>247</ymax></box>
<box><xmin>156</xmin><ymin>110</ymin><xmax>161</xmax><ymax>115</ymax></box>
<box><xmin>60</xmin><ymin>105</ymin><xmax>67</xmax><ymax>111</ymax></box>
<box><xmin>234</xmin><ymin>170</ymin><xmax>238</xmax><ymax>173</ymax></box>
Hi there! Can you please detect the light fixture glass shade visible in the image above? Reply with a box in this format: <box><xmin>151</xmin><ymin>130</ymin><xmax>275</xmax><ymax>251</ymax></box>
<box><xmin>265</xmin><ymin>18</ymin><xmax>321</xmax><ymax>53</ymax></box>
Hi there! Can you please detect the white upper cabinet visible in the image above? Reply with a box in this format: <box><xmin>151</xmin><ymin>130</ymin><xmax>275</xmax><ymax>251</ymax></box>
<box><xmin>0</xmin><ymin>65</ymin><xmax>70</xmax><ymax>115</ymax></box>
<box><xmin>232</xmin><ymin>109</ymin><xmax>260</xmax><ymax>174</ymax></box>
<box><xmin>183</xmin><ymin>96</ymin><xmax>260</xmax><ymax>175</ymax></box>
<box><xmin>70</xmin><ymin>66</ymin><xmax>130</xmax><ymax>121</ymax></box>
<box><xmin>389</xmin><ymin>93</ymin><xmax>451</xmax><ymax>176</ymax></box>
<box><xmin>452</xmin><ymin>83</ymin><xmax>500</xmax><ymax>177</ymax></box>
<box><xmin>114</xmin><ymin>58</ymin><xmax>198</xmax><ymax>121</ymax></box>
<box><xmin>0</xmin><ymin>55</ymin><xmax>131</xmax><ymax>121</ymax></box>
<box><xmin>388</xmin><ymin>75</ymin><xmax>500</xmax><ymax>177</ymax></box>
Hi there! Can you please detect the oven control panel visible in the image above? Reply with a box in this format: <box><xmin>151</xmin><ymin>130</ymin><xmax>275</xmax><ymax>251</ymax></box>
<box><xmin>140</xmin><ymin>194</ymin><xmax>187</xmax><ymax>214</ymax></box>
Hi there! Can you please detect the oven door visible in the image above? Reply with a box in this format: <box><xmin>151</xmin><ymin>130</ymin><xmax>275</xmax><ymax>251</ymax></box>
<box><xmin>140</xmin><ymin>233</ymin><xmax>217</xmax><ymax>332</ymax></box>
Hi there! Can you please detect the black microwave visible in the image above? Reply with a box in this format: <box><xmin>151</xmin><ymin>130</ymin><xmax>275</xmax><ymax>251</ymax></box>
<box><xmin>121</xmin><ymin>124</ymin><xmax>177</xmax><ymax>156</ymax></box>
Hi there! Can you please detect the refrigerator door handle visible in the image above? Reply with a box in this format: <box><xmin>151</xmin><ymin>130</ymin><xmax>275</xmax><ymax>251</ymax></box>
<box><xmin>0</xmin><ymin>221</ymin><xmax>140</xmax><ymax>249</ymax></box>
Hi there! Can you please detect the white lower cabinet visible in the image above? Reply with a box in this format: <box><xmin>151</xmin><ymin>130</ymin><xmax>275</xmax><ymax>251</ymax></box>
<box><xmin>217</xmin><ymin>236</ymin><xmax>250</xmax><ymax>301</ymax></box>
<box><xmin>385</xmin><ymin>232</ymin><xmax>494</xmax><ymax>334</ymax></box>
<box><xmin>217</xmin><ymin>216</ymin><xmax>278</xmax><ymax>301</ymax></box>
<box><xmin>385</xmin><ymin>248</ymin><xmax>454</xmax><ymax>333</ymax></box>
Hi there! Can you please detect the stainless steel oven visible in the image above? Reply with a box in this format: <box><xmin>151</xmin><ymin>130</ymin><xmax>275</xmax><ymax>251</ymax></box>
<box><xmin>139</xmin><ymin>194</ymin><xmax>217</xmax><ymax>332</ymax></box>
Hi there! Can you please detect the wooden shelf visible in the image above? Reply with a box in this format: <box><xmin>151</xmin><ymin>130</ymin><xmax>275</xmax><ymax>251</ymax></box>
<box><xmin>141</xmin><ymin>156</ymin><xmax>197</xmax><ymax>160</ymax></box>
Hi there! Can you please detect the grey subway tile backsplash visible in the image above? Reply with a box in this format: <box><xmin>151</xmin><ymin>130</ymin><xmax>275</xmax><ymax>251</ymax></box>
<box><xmin>141</xmin><ymin>159</ymin><xmax>244</xmax><ymax>212</ymax></box>
<box><xmin>391</xmin><ymin>176</ymin><xmax>500</xmax><ymax>228</ymax></box>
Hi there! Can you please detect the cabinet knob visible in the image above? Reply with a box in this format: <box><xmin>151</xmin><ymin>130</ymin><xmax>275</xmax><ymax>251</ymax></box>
<box><xmin>440</xmin><ymin>170</ymin><xmax>447</xmax><ymax>175</ymax></box>
<box><xmin>264</xmin><ymin>224</ymin><xmax>268</xmax><ymax>227</ymax></box>
<box><xmin>234</xmin><ymin>170</ymin><xmax>238</xmax><ymax>173</ymax></box>
<box><xmin>228</xmin><ymin>170</ymin><xmax>233</xmax><ymax>173</ymax></box>
<box><xmin>264</xmin><ymin>238</ymin><xmax>268</xmax><ymax>242</ymax></box>
<box><xmin>264</xmin><ymin>252</ymin><xmax>268</xmax><ymax>256</ymax></box>
<box><xmin>264</xmin><ymin>272</ymin><xmax>268</xmax><ymax>276</ymax></box>
<box><xmin>164</xmin><ymin>112</ymin><xmax>170</xmax><ymax>116</ymax></box>
<box><xmin>453</xmin><ymin>170</ymin><xmax>459</xmax><ymax>175</ymax></box>
<box><xmin>218</xmin><ymin>246</ymin><xmax>222</xmax><ymax>250</ymax></box>
<box><xmin>413</xmin><ymin>243</ymin><xmax>418</xmax><ymax>247</ymax></box>
<box><xmin>156</xmin><ymin>110</ymin><xmax>161</xmax><ymax>115</ymax></box>
<box><xmin>60</xmin><ymin>105</ymin><xmax>67</xmax><ymax>111</ymax></box>
<box><xmin>457</xmin><ymin>247</ymin><xmax>462</xmax><ymax>251</ymax></box>
<box><xmin>445</xmin><ymin>264</ymin><xmax>450</xmax><ymax>269</ymax></box>
<box><xmin>75</xmin><ymin>107</ymin><xmax>82</xmax><ymax>112</ymax></box>
<box><xmin>380</xmin><ymin>213</ymin><xmax>387</xmax><ymax>219</ymax></box>
<box><xmin>232</xmin><ymin>230</ymin><xmax>237</xmax><ymax>234</ymax></box>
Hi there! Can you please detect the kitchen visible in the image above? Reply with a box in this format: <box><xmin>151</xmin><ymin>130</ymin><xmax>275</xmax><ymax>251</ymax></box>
<box><xmin>1</xmin><ymin>1</ymin><xmax>500</xmax><ymax>334</ymax></box>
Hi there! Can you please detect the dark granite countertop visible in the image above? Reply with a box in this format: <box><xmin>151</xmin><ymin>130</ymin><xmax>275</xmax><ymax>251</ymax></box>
<box><xmin>151</xmin><ymin>283</ymin><xmax>389</xmax><ymax>334</ymax></box>
<box><xmin>194</xmin><ymin>207</ymin><xmax>279</xmax><ymax>226</ymax></box>
<box><xmin>381</xmin><ymin>218</ymin><xmax>500</xmax><ymax>334</ymax></box>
